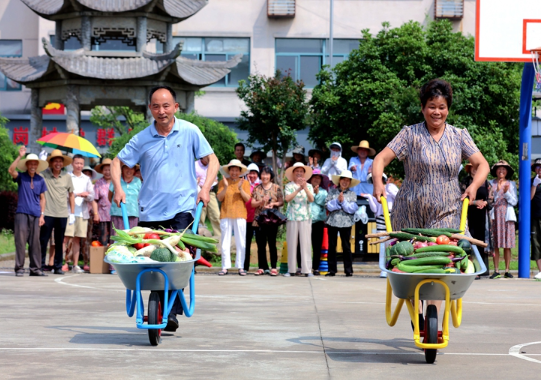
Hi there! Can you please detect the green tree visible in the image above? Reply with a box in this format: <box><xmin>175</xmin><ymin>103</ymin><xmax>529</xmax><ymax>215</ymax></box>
<box><xmin>310</xmin><ymin>20</ymin><xmax>522</xmax><ymax>178</ymax></box>
<box><xmin>236</xmin><ymin>72</ymin><xmax>310</xmax><ymax>185</ymax></box>
<box><xmin>90</xmin><ymin>106</ymin><xmax>148</xmax><ymax>136</ymax></box>
<box><xmin>0</xmin><ymin>113</ymin><xmax>18</xmax><ymax>191</ymax></box>
<box><xmin>106</xmin><ymin>111</ymin><xmax>237</xmax><ymax>166</ymax></box>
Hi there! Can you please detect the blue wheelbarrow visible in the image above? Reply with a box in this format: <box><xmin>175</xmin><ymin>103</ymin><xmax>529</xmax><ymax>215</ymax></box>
<box><xmin>105</xmin><ymin>202</ymin><xmax>203</xmax><ymax>346</ymax></box>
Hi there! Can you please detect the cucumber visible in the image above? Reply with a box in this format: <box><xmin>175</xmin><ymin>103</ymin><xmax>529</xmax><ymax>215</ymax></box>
<box><xmin>413</xmin><ymin>268</ymin><xmax>447</xmax><ymax>274</ymax></box>
<box><xmin>391</xmin><ymin>232</ymin><xmax>436</xmax><ymax>242</ymax></box>
<box><xmin>431</xmin><ymin>228</ymin><xmax>463</xmax><ymax>234</ymax></box>
<box><xmin>397</xmin><ymin>263</ymin><xmax>444</xmax><ymax>273</ymax></box>
<box><xmin>401</xmin><ymin>257</ymin><xmax>451</xmax><ymax>266</ymax></box>
<box><xmin>390</xmin><ymin>258</ymin><xmax>401</xmax><ymax>267</ymax></box>
<box><xmin>401</xmin><ymin>228</ymin><xmax>453</xmax><ymax>238</ymax></box>
<box><xmin>409</xmin><ymin>252</ymin><xmax>454</xmax><ymax>259</ymax></box>
<box><xmin>460</xmin><ymin>256</ymin><xmax>468</xmax><ymax>270</ymax></box>
<box><xmin>415</xmin><ymin>245</ymin><xmax>466</xmax><ymax>255</ymax></box>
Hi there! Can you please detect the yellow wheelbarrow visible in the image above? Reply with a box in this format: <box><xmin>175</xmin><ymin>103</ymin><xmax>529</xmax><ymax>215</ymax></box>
<box><xmin>379</xmin><ymin>197</ymin><xmax>487</xmax><ymax>363</ymax></box>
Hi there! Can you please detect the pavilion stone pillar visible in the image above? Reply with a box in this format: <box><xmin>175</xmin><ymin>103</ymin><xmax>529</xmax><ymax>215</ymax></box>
<box><xmin>186</xmin><ymin>91</ymin><xmax>195</xmax><ymax>114</ymax></box>
<box><xmin>29</xmin><ymin>88</ymin><xmax>43</xmax><ymax>154</ymax></box>
<box><xmin>55</xmin><ymin>21</ymin><xmax>64</xmax><ymax>50</ymax></box>
<box><xmin>137</xmin><ymin>17</ymin><xmax>147</xmax><ymax>53</ymax></box>
<box><xmin>164</xmin><ymin>23</ymin><xmax>173</xmax><ymax>53</ymax></box>
<box><xmin>81</xmin><ymin>15</ymin><xmax>91</xmax><ymax>51</ymax></box>
<box><xmin>65</xmin><ymin>85</ymin><xmax>80</xmax><ymax>135</ymax></box>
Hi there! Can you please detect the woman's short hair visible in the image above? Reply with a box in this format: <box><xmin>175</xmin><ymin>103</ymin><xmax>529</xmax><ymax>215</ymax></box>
<box><xmin>259</xmin><ymin>166</ymin><xmax>275</xmax><ymax>181</ymax></box>
<box><xmin>420</xmin><ymin>79</ymin><xmax>453</xmax><ymax>109</ymax></box>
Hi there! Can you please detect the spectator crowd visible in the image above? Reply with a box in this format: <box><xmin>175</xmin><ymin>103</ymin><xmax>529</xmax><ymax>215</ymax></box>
<box><xmin>8</xmin><ymin>140</ymin><xmax>541</xmax><ymax>280</ymax></box>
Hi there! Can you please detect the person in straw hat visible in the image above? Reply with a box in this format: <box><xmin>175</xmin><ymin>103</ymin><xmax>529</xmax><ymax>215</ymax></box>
<box><xmin>93</xmin><ymin>158</ymin><xmax>113</xmax><ymax>248</ymax></box>
<box><xmin>217</xmin><ymin>159</ymin><xmax>251</xmax><ymax>276</ymax></box>
<box><xmin>531</xmin><ymin>158</ymin><xmax>541</xmax><ymax>279</ymax></box>
<box><xmin>38</xmin><ymin>149</ymin><xmax>75</xmax><ymax>275</ymax></box>
<box><xmin>488</xmin><ymin>160</ymin><xmax>517</xmax><ymax>279</ymax></box>
<box><xmin>349</xmin><ymin>140</ymin><xmax>376</xmax><ymax>196</ymax></box>
<box><xmin>8</xmin><ymin>146</ymin><xmax>49</xmax><ymax>276</ymax></box>
<box><xmin>325</xmin><ymin>170</ymin><xmax>360</xmax><ymax>276</ymax></box>
<box><xmin>112</xmin><ymin>86</ymin><xmax>219</xmax><ymax>332</ymax></box>
<box><xmin>284</xmin><ymin>162</ymin><xmax>315</xmax><ymax>277</ymax></box>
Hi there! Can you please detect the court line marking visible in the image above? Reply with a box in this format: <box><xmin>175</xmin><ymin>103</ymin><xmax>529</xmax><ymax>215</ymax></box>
<box><xmin>509</xmin><ymin>342</ymin><xmax>541</xmax><ymax>364</ymax></box>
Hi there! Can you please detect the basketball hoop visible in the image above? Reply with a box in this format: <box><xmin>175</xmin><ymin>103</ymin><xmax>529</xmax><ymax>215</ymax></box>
<box><xmin>531</xmin><ymin>47</ymin><xmax>541</xmax><ymax>90</ymax></box>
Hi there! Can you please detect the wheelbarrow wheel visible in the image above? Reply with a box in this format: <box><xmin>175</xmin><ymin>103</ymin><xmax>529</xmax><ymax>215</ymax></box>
<box><xmin>148</xmin><ymin>291</ymin><xmax>162</xmax><ymax>346</ymax></box>
<box><xmin>424</xmin><ymin>305</ymin><xmax>438</xmax><ymax>364</ymax></box>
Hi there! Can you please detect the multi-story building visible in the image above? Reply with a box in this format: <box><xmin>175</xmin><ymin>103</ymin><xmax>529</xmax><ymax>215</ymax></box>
<box><xmin>6</xmin><ymin>1</ymin><xmax>535</xmax><ymax>157</ymax></box>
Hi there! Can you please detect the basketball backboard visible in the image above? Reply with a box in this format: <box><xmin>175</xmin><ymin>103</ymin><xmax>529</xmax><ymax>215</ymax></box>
<box><xmin>476</xmin><ymin>0</ymin><xmax>541</xmax><ymax>62</ymax></box>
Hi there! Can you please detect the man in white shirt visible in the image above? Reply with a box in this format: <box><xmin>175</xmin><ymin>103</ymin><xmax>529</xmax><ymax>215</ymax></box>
<box><xmin>64</xmin><ymin>154</ymin><xmax>94</xmax><ymax>273</ymax></box>
<box><xmin>321</xmin><ymin>142</ymin><xmax>348</xmax><ymax>180</ymax></box>
<box><xmin>195</xmin><ymin>155</ymin><xmax>221</xmax><ymax>242</ymax></box>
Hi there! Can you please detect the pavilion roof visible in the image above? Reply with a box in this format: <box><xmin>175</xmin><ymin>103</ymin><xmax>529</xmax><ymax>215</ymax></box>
<box><xmin>20</xmin><ymin>0</ymin><xmax>208</xmax><ymax>21</ymax></box>
<box><xmin>0</xmin><ymin>39</ymin><xmax>240</xmax><ymax>86</ymax></box>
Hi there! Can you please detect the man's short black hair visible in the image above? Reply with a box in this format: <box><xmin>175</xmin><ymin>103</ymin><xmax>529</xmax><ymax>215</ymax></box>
<box><xmin>149</xmin><ymin>86</ymin><xmax>177</xmax><ymax>103</ymax></box>
<box><xmin>234</xmin><ymin>143</ymin><xmax>246</xmax><ymax>151</ymax></box>
<box><xmin>72</xmin><ymin>154</ymin><xmax>85</xmax><ymax>162</ymax></box>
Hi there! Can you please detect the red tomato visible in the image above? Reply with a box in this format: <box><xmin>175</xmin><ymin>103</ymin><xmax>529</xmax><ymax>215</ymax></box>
<box><xmin>133</xmin><ymin>243</ymin><xmax>145</xmax><ymax>250</ymax></box>
<box><xmin>91</xmin><ymin>241</ymin><xmax>102</xmax><ymax>247</ymax></box>
<box><xmin>143</xmin><ymin>233</ymin><xmax>160</xmax><ymax>240</ymax></box>
<box><xmin>144</xmin><ymin>243</ymin><xmax>151</xmax><ymax>247</ymax></box>
<box><xmin>436</xmin><ymin>235</ymin><xmax>451</xmax><ymax>245</ymax></box>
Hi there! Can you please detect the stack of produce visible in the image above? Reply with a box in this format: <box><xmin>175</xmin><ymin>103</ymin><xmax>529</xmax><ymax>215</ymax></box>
<box><xmin>366</xmin><ymin>228</ymin><xmax>480</xmax><ymax>274</ymax></box>
<box><xmin>106</xmin><ymin>226</ymin><xmax>218</xmax><ymax>264</ymax></box>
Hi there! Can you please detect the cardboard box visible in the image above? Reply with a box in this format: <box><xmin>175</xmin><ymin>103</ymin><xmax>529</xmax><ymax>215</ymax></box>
<box><xmin>89</xmin><ymin>246</ymin><xmax>109</xmax><ymax>274</ymax></box>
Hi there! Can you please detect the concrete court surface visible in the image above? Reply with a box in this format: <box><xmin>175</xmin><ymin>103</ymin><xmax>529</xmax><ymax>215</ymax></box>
<box><xmin>0</xmin><ymin>272</ymin><xmax>540</xmax><ymax>380</ymax></box>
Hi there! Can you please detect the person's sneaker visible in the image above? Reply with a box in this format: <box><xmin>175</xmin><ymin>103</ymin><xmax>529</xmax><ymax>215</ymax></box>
<box><xmin>313</xmin><ymin>270</ymin><xmax>320</xmax><ymax>276</ymax></box>
<box><xmin>110</xmin><ymin>270</ymin><xmax>117</xmax><ymax>275</ymax></box>
<box><xmin>62</xmin><ymin>263</ymin><xmax>69</xmax><ymax>272</ymax></box>
<box><xmin>534</xmin><ymin>272</ymin><xmax>541</xmax><ymax>280</ymax></box>
<box><xmin>15</xmin><ymin>271</ymin><xmax>24</xmax><ymax>277</ymax></box>
<box><xmin>504</xmin><ymin>272</ymin><xmax>513</xmax><ymax>278</ymax></box>
<box><xmin>490</xmin><ymin>272</ymin><xmax>501</xmax><ymax>279</ymax></box>
<box><xmin>283</xmin><ymin>273</ymin><xmax>291</xmax><ymax>277</ymax></box>
<box><xmin>306</xmin><ymin>273</ymin><xmax>314</xmax><ymax>277</ymax></box>
<box><xmin>325</xmin><ymin>273</ymin><xmax>335</xmax><ymax>277</ymax></box>
<box><xmin>52</xmin><ymin>269</ymin><xmax>65</xmax><ymax>275</ymax></box>
<box><xmin>72</xmin><ymin>265</ymin><xmax>84</xmax><ymax>274</ymax></box>
<box><xmin>380</xmin><ymin>271</ymin><xmax>388</xmax><ymax>278</ymax></box>
<box><xmin>42</xmin><ymin>265</ymin><xmax>52</xmax><ymax>272</ymax></box>
<box><xmin>83</xmin><ymin>264</ymin><xmax>90</xmax><ymax>272</ymax></box>
<box><xmin>164</xmin><ymin>315</ymin><xmax>179</xmax><ymax>332</ymax></box>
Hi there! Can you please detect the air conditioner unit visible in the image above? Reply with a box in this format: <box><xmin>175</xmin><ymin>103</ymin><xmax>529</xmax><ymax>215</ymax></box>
<box><xmin>435</xmin><ymin>0</ymin><xmax>464</xmax><ymax>20</ymax></box>
<box><xmin>268</xmin><ymin>0</ymin><xmax>295</xmax><ymax>18</ymax></box>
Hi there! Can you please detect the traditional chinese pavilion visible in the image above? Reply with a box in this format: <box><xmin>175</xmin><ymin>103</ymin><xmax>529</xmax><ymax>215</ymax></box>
<box><xmin>0</xmin><ymin>0</ymin><xmax>240</xmax><ymax>153</ymax></box>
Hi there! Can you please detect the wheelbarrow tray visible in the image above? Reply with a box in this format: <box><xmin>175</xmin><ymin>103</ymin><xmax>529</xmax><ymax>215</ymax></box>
<box><xmin>381</xmin><ymin>245</ymin><xmax>487</xmax><ymax>301</ymax></box>
<box><xmin>105</xmin><ymin>257</ymin><xmax>196</xmax><ymax>291</ymax></box>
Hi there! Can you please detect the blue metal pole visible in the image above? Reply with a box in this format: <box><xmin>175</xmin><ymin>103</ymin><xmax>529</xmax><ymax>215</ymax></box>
<box><xmin>518</xmin><ymin>63</ymin><xmax>535</xmax><ymax>278</ymax></box>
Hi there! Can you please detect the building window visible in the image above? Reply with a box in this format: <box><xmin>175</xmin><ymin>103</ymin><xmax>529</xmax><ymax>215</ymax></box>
<box><xmin>275</xmin><ymin>38</ymin><xmax>359</xmax><ymax>88</ymax></box>
<box><xmin>0</xmin><ymin>40</ymin><xmax>22</xmax><ymax>91</ymax></box>
<box><xmin>49</xmin><ymin>35</ymin><xmax>82</xmax><ymax>51</ymax></box>
<box><xmin>174</xmin><ymin>37</ymin><xmax>250</xmax><ymax>87</ymax></box>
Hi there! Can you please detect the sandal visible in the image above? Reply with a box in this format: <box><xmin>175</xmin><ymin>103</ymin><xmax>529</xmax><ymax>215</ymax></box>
<box><xmin>270</xmin><ymin>269</ymin><xmax>278</xmax><ymax>276</ymax></box>
<box><xmin>254</xmin><ymin>269</ymin><xmax>264</xmax><ymax>276</ymax></box>
<box><xmin>218</xmin><ymin>270</ymin><xmax>228</xmax><ymax>276</ymax></box>
<box><xmin>238</xmin><ymin>269</ymin><xmax>247</xmax><ymax>276</ymax></box>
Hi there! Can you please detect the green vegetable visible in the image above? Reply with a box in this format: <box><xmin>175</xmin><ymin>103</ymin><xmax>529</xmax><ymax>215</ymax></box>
<box><xmin>150</xmin><ymin>248</ymin><xmax>176</xmax><ymax>262</ymax></box>
<box><xmin>390</xmin><ymin>241</ymin><xmax>414</xmax><ymax>256</ymax></box>
<box><xmin>444</xmin><ymin>267</ymin><xmax>460</xmax><ymax>274</ymax></box>
<box><xmin>457</xmin><ymin>239</ymin><xmax>472</xmax><ymax>254</ymax></box>
<box><xmin>397</xmin><ymin>263</ymin><xmax>444</xmax><ymax>273</ymax></box>
<box><xmin>390</xmin><ymin>258</ymin><xmax>401</xmax><ymax>267</ymax></box>
<box><xmin>412</xmin><ymin>268</ymin><xmax>447</xmax><ymax>274</ymax></box>
<box><xmin>415</xmin><ymin>245</ymin><xmax>466</xmax><ymax>255</ymax></box>
<box><xmin>401</xmin><ymin>228</ymin><xmax>453</xmax><ymax>238</ymax></box>
<box><xmin>431</xmin><ymin>228</ymin><xmax>463</xmax><ymax>234</ymax></box>
<box><xmin>408</xmin><ymin>252</ymin><xmax>453</xmax><ymax>259</ymax></box>
<box><xmin>400</xmin><ymin>257</ymin><xmax>451</xmax><ymax>266</ymax></box>
<box><xmin>392</xmin><ymin>232</ymin><xmax>436</xmax><ymax>242</ymax></box>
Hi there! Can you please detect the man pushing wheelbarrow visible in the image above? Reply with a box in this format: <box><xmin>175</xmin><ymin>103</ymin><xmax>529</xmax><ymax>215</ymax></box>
<box><xmin>111</xmin><ymin>86</ymin><xmax>219</xmax><ymax>332</ymax></box>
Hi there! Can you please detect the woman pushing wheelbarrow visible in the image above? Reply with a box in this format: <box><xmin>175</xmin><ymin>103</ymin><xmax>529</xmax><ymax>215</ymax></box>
<box><xmin>371</xmin><ymin>79</ymin><xmax>490</xmax><ymax>362</ymax></box>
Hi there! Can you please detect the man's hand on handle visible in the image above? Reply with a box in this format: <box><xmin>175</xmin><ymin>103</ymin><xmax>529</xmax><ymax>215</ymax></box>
<box><xmin>113</xmin><ymin>188</ymin><xmax>126</xmax><ymax>208</ymax></box>
<box><xmin>196</xmin><ymin>188</ymin><xmax>210</xmax><ymax>207</ymax></box>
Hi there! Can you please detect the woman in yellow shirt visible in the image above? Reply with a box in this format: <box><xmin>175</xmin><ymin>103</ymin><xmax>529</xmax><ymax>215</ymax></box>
<box><xmin>217</xmin><ymin>159</ymin><xmax>251</xmax><ymax>276</ymax></box>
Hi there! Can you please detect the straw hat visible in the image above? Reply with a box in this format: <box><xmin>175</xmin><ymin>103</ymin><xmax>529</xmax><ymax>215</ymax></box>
<box><xmin>285</xmin><ymin>162</ymin><xmax>313</xmax><ymax>182</ymax></box>
<box><xmin>221</xmin><ymin>159</ymin><xmax>248</xmax><ymax>176</ymax></box>
<box><xmin>17</xmin><ymin>154</ymin><xmax>48</xmax><ymax>173</ymax></box>
<box><xmin>490</xmin><ymin>160</ymin><xmax>514</xmax><ymax>179</ymax></box>
<box><xmin>82</xmin><ymin>166</ymin><xmax>98</xmax><ymax>180</ymax></box>
<box><xmin>331</xmin><ymin>170</ymin><xmax>361</xmax><ymax>188</ymax></box>
<box><xmin>351</xmin><ymin>140</ymin><xmax>376</xmax><ymax>156</ymax></box>
<box><xmin>308</xmin><ymin>169</ymin><xmax>330</xmax><ymax>190</ymax></box>
<box><xmin>47</xmin><ymin>149</ymin><xmax>72</xmax><ymax>166</ymax></box>
<box><xmin>532</xmin><ymin>158</ymin><xmax>541</xmax><ymax>171</ymax></box>
<box><xmin>95</xmin><ymin>158</ymin><xmax>112</xmax><ymax>173</ymax></box>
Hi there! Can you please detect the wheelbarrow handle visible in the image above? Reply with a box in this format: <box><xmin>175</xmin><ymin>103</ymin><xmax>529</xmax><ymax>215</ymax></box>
<box><xmin>120</xmin><ymin>202</ymin><xmax>130</xmax><ymax>230</ymax></box>
<box><xmin>381</xmin><ymin>196</ymin><xmax>392</xmax><ymax>233</ymax></box>
<box><xmin>460</xmin><ymin>198</ymin><xmax>469</xmax><ymax>233</ymax></box>
<box><xmin>192</xmin><ymin>202</ymin><xmax>204</xmax><ymax>234</ymax></box>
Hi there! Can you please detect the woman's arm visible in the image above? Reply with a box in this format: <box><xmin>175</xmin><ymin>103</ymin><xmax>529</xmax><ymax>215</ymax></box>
<box><xmin>462</xmin><ymin>151</ymin><xmax>490</xmax><ymax>201</ymax></box>
<box><xmin>372</xmin><ymin>147</ymin><xmax>397</xmax><ymax>202</ymax></box>
<box><xmin>284</xmin><ymin>186</ymin><xmax>301</xmax><ymax>203</ymax></box>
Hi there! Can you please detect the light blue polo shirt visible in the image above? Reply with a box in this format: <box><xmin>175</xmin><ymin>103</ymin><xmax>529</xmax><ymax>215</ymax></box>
<box><xmin>117</xmin><ymin>117</ymin><xmax>213</xmax><ymax>222</ymax></box>
<box><xmin>349</xmin><ymin>156</ymin><xmax>374</xmax><ymax>196</ymax></box>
